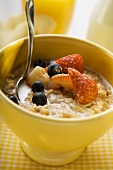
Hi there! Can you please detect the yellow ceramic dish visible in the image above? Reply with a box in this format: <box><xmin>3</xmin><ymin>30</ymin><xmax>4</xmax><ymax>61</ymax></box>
<box><xmin>0</xmin><ymin>35</ymin><xmax>113</xmax><ymax>166</ymax></box>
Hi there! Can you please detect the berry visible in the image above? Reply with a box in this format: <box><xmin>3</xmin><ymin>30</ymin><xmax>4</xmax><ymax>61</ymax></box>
<box><xmin>68</xmin><ymin>68</ymin><xmax>98</xmax><ymax>105</ymax></box>
<box><xmin>47</xmin><ymin>60</ymin><xmax>55</xmax><ymax>66</ymax></box>
<box><xmin>32</xmin><ymin>92</ymin><xmax>47</xmax><ymax>106</ymax></box>
<box><xmin>51</xmin><ymin>74</ymin><xmax>74</xmax><ymax>91</ymax></box>
<box><xmin>56</xmin><ymin>54</ymin><xmax>84</xmax><ymax>73</ymax></box>
<box><xmin>47</xmin><ymin>63</ymin><xmax>62</xmax><ymax>77</ymax></box>
<box><xmin>8</xmin><ymin>95</ymin><xmax>18</xmax><ymax>104</ymax></box>
<box><xmin>34</xmin><ymin>59</ymin><xmax>46</xmax><ymax>68</ymax></box>
<box><xmin>32</xmin><ymin>81</ymin><xmax>44</xmax><ymax>92</ymax></box>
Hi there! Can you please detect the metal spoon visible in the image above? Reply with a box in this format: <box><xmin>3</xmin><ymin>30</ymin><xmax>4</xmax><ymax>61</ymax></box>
<box><xmin>15</xmin><ymin>0</ymin><xmax>34</xmax><ymax>101</ymax></box>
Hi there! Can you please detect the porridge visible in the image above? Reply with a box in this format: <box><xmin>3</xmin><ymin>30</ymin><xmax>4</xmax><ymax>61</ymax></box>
<box><xmin>1</xmin><ymin>54</ymin><xmax>113</xmax><ymax>118</ymax></box>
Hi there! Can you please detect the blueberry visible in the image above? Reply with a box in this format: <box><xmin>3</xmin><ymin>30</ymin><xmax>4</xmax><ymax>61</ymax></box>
<box><xmin>47</xmin><ymin>60</ymin><xmax>54</xmax><ymax>66</ymax></box>
<box><xmin>34</xmin><ymin>59</ymin><xmax>46</xmax><ymax>68</ymax></box>
<box><xmin>32</xmin><ymin>92</ymin><xmax>47</xmax><ymax>106</ymax></box>
<box><xmin>32</xmin><ymin>81</ymin><xmax>44</xmax><ymax>92</ymax></box>
<box><xmin>47</xmin><ymin>63</ymin><xmax>62</xmax><ymax>77</ymax></box>
<box><xmin>8</xmin><ymin>95</ymin><xmax>18</xmax><ymax>104</ymax></box>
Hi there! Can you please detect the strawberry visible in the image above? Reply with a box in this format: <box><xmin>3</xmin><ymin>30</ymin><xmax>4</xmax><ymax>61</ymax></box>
<box><xmin>68</xmin><ymin>68</ymin><xmax>98</xmax><ymax>105</ymax></box>
<box><xmin>55</xmin><ymin>54</ymin><xmax>84</xmax><ymax>73</ymax></box>
<box><xmin>51</xmin><ymin>74</ymin><xmax>74</xmax><ymax>91</ymax></box>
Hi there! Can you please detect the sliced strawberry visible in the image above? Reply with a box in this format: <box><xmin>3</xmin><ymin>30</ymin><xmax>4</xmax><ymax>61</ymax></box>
<box><xmin>68</xmin><ymin>68</ymin><xmax>98</xmax><ymax>105</ymax></box>
<box><xmin>51</xmin><ymin>74</ymin><xmax>74</xmax><ymax>91</ymax></box>
<box><xmin>55</xmin><ymin>54</ymin><xmax>84</xmax><ymax>73</ymax></box>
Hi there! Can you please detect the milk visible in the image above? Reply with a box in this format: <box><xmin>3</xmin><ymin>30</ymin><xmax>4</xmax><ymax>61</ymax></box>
<box><xmin>87</xmin><ymin>0</ymin><xmax>113</xmax><ymax>53</ymax></box>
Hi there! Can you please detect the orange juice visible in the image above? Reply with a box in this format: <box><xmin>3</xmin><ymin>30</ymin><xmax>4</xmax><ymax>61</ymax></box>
<box><xmin>22</xmin><ymin>0</ymin><xmax>75</xmax><ymax>34</ymax></box>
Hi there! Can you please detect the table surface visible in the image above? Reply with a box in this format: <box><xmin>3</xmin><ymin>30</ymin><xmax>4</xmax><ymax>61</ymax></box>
<box><xmin>1</xmin><ymin>0</ymin><xmax>113</xmax><ymax>169</ymax></box>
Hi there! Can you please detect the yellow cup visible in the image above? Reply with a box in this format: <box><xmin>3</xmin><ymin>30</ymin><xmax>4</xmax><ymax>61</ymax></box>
<box><xmin>22</xmin><ymin>0</ymin><xmax>75</xmax><ymax>34</ymax></box>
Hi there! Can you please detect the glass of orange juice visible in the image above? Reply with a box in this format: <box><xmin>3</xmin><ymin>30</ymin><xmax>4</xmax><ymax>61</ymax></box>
<box><xmin>22</xmin><ymin>0</ymin><xmax>75</xmax><ymax>34</ymax></box>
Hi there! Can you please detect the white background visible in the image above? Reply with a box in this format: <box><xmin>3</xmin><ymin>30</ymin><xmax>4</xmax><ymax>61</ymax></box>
<box><xmin>68</xmin><ymin>0</ymin><xmax>98</xmax><ymax>38</ymax></box>
<box><xmin>0</xmin><ymin>0</ymin><xmax>98</xmax><ymax>39</ymax></box>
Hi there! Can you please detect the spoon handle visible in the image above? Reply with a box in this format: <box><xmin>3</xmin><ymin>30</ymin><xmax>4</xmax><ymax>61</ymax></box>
<box><xmin>24</xmin><ymin>0</ymin><xmax>34</xmax><ymax>78</ymax></box>
<box><xmin>15</xmin><ymin>0</ymin><xmax>34</xmax><ymax>101</ymax></box>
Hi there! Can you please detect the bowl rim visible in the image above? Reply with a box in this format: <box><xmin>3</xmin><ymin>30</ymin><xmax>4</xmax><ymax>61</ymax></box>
<box><xmin>0</xmin><ymin>34</ymin><xmax>113</xmax><ymax>123</ymax></box>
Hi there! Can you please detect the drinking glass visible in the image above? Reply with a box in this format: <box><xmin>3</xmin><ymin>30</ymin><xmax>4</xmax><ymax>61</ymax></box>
<box><xmin>0</xmin><ymin>0</ymin><xmax>75</xmax><ymax>49</ymax></box>
<box><xmin>22</xmin><ymin>0</ymin><xmax>75</xmax><ymax>34</ymax></box>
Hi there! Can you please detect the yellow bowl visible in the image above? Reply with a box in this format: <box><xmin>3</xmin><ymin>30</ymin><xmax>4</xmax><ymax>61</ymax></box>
<box><xmin>0</xmin><ymin>35</ymin><xmax>113</xmax><ymax>166</ymax></box>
